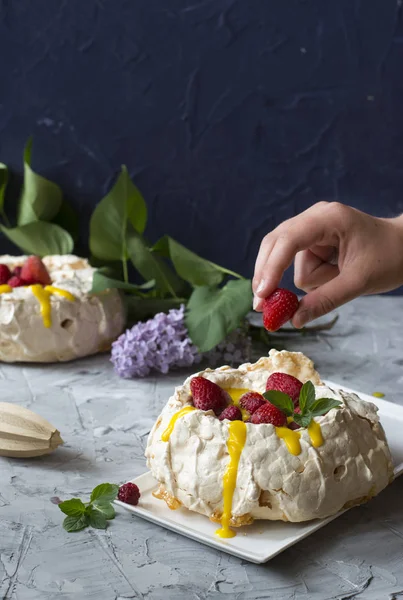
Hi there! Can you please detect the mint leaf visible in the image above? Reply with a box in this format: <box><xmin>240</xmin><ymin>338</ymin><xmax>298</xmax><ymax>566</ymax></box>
<box><xmin>89</xmin><ymin>165</ymin><xmax>147</xmax><ymax>263</ymax></box>
<box><xmin>299</xmin><ymin>381</ymin><xmax>316</xmax><ymax>413</ymax></box>
<box><xmin>127</xmin><ymin>228</ymin><xmax>186</xmax><ymax>297</ymax></box>
<box><xmin>58</xmin><ymin>498</ymin><xmax>86</xmax><ymax>517</ymax></box>
<box><xmin>90</xmin><ymin>483</ymin><xmax>119</xmax><ymax>504</ymax></box>
<box><xmin>309</xmin><ymin>397</ymin><xmax>342</xmax><ymax>417</ymax></box>
<box><xmin>63</xmin><ymin>514</ymin><xmax>89</xmax><ymax>532</ymax></box>
<box><xmin>18</xmin><ymin>138</ymin><xmax>63</xmax><ymax>226</ymax></box>
<box><xmin>0</xmin><ymin>221</ymin><xmax>74</xmax><ymax>255</ymax></box>
<box><xmin>88</xmin><ymin>508</ymin><xmax>107</xmax><ymax>530</ymax></box>
<box><xmin>185</xmin><ymin>279</ymin><xmax>253</xmax><ymax>352</ymax></box>
<box><xmin>263</xmin><ymin>390</ymin><xmax>294</xmax><ymax>416</ymax></box>
<box><xmin>91</xmin><ymin>268</ymin><xmax>155</xmax><ymax>295</ymax></box>
<box><xmin>92</xmin><ymin>501</ymin><xmax>116</xmax><ymax>520</ymax></box>
<box><xmin>293</xmin><ymin>413</ymin><xmax>312</xmax><ymax>428</ymax></box>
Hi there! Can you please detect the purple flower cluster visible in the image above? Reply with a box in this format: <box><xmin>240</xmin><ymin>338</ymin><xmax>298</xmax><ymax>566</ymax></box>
<box><xmin>111</xmin><ymin>305</ymin><xmax>201</xmax><ymax>378</ymax></box>
<box><xmin>111</xmin><ymin>305</ymin><xmax>252</xmax><ymax>379</ymax></box>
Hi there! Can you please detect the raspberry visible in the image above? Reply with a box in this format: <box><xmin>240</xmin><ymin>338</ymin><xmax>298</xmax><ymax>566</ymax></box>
<box><xmin>190</xmin><ymin>376</ymin><xmax>229</xmax><ymax>415</ymax></box>
<box><xmin>239</xmin><ymin>391</ymin><xmax>266</xmax><ymax>415</ymax></box>
<box><xmin>219</xmin><ymin>405</ymin><xmax>242</xmax><ymax>421</ymax></box>
<box><xmin>251</xmin><ymin>402</ymin><xmax>286</xmax><ymax>426</ymax></box>
<box><xmin>0</xmin><ymin>264</ymin><xmax>11</xmax><ymax>285</ymax></box>
<box><xmin>20</xmin><ymin>256</ymin><xmax>51</xmax><ymax>286</ymax></box>
<box><xmin>8</xmin><ymin>276</ymin><xmax>27</xmax><ymax>288</ymax></box>
<box><xmin>263</xmin><ymin>288</ymin><xmax>299</xmax><ymax>332</ymax></box>
<box><xmin>13</xmin><ymin>266</ymin><xmax>22</xmax><ymax>277</ymax></box>
<box><xmin>266</xmin><ymin>372</ymin><xmax>303</xmax><ymax>406</ymax></box>
<box><xmin>118</xmin><ymin>482</ymin><xmax>141</xmax><ymax>505</ymax></box>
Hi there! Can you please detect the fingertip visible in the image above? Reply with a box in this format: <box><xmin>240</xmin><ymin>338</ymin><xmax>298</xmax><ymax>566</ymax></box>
<box><xmin>292</xmin><ymin>308</ymin><xmax>310</xmax><ymax>329</ymax></box>
<box><xmin>253</xmin><ymin>295</ymin><xmax>264</xmax><ymax>312</ymax></box>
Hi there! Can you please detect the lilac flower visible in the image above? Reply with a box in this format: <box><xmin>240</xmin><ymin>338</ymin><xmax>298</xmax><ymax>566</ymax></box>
<box><xmin>111</xmin><ymin>305</ymin><xmax>252</xmax><ymax>379</ymax></box>
<box><xmin>111</xmin><ymin>305</ymin><xmax>201</xmax><ymax>378</ymax></box>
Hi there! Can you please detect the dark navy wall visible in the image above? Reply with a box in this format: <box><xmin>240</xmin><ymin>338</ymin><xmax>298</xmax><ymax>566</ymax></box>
<box><xmin>0</xmin><ymin>1</ymin><xmax>402</xmax><ymax>289</ymax></box>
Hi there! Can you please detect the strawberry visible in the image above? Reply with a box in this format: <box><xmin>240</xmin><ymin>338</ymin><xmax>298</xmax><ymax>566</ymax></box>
<box><xmin>262</xmin><ymin>288</ymin><xmax>299</xmax><ymax>331</ymax></box>
<box><xmin>190</xmin><ymin>376</ymin><xmax>229</xmax><ymax>415</ymax></box>
<box><xmin>0</xmin><ymin>264</ymin><xmax>11</xmax><ymax>285</ymax></box>
<box><xmin>219</xmin><ymin>405</ymin><xmax>242</xmax><ymax>421</ymax></box>
<box><xmin>239</xmin><ymin>391</ymin><xmax>266</xmax><ymax>415</ymax></box>
<box><xmin>20</xmin><ymin>256</ymin><xmax>51</xmax><ymax>286</ymax></box>
<box><xmin>266</xmin><ymin>372</ymin><xmax>303</xmax><ymax>406</ymax></box>
<box><xmin>8</xmin><ymin>276</ymin><xmax>27</xmax><ymax>288</ymax></box>
<box><xmin>250</xmin><ymin>402</ymin><xmax>286</xmax><ymax>426</ymax></box>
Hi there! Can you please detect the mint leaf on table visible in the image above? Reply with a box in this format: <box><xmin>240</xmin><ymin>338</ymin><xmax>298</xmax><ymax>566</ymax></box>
<box><xmin>58</xmin><ymin>483</ymin><xmax>119</xmax><ymax>533</ymax></box>
<box><xmin>263</xmin><ymin>390</ymin><xmax>294</xmax><ymax>416</ymax></box>
<box><xmin>185</xmin><ymin>279</ymin><xmax>253</xmax><ymax>352</ymax></box>
<box><xmin>0</xmin><ymin>221</ymin><xmax>74</xmax><ymax>256</ymax></box>
<box><xmin>90</xmin><ymin>483</ymin><xmax>119</xmax><ymax>503</ymax></box>
<box><xmin>63</xmin><ymin>514</ymin><xmax>90</xmax><ymax>532</ymax></box>
<box><xmin>18</xmin><ymin>137</ymin><xmax>63</xmax><ymax>226</ymax></box>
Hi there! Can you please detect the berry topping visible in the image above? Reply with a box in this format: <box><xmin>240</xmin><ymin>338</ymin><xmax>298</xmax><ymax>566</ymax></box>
<box><xmin>20</xmin><ymin>256</ymin><xmax>51</xmax><ymax>286</ymax></box>
<box><xmin>118</xmin><ymin>482</ymin><xmax>141</xmax><ymax>505</ymax></box>
<box><xmin>0</xmin><ymin>264</ymin><xmax>11</xmax><ymax>285</ymax></box>
<box><xmin>219</xmin><ymin>405</ymin><xmax>242</xmax><ymax>421</ymax></box>
<box><xmin>250</xmin><ymin>402</ymin><xmax>287</xmax><ymax>426</ymax></box>
<box><xmin>239</xmin><ymin>391</ymin><xmax>266</xmax><ymax>415</ymax></box>
<box><xmin>266</xmin><ymin>373</ymin><xmax>303</xmax><ymax>406</ymax></box>
<box><xmin>263</xmin><ymin>288</ymin><xmax>299</xmax><ymax>332</ymax></box>
<box><xmin>8</xmin><ymin>276</ymin><xmax>27</xmax><ymax>288</ymax></box>
<box><xmin>190</xmin><ymin>376</ymin><xmax>229</xmax><ymax>415</ymax></box>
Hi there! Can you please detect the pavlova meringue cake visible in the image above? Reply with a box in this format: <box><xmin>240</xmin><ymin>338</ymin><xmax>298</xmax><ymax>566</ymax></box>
<box><xmin>0</xmin><ymin>254</ymin><xmax>125</xmax><ymax>362</ymax></box>
<box><xmin>146</xmin><ymin>350</ymin><xmax>394</xmax><ymax>538</ymax></box>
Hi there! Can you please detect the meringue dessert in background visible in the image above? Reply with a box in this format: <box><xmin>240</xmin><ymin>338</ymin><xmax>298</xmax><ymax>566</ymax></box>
<box><xmin>146</xmin><ymin>349</ymin><xmax>394</xmax><ymax>539</ymax></box>
<box><xmin>0</xmin><ymin>254</ymin><xmax>125</xmax><ymax>362</ymax></box>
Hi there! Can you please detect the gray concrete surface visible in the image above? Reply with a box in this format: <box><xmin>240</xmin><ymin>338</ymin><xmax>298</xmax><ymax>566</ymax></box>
<box><xmin>1</xmin><ymin>296</ymin><xmax>403</xmax><ymax>600</ymax></box>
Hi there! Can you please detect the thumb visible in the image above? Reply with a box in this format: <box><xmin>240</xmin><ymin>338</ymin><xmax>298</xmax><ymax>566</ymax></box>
<box><xmin>292</xmin><ymin>272</ymin><xmax>363</xmax><ymax>328</ymax></box>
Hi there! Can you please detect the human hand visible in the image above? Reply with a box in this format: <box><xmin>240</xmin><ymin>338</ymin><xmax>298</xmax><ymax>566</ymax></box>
<box><xmin>253</xmin><ymin>202</ymin><xmax>403</xmax><ymax>328</ymax></box>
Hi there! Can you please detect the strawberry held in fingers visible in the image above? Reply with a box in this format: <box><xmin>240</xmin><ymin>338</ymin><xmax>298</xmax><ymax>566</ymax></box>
<box><xmin>262</xmin><ymin>288</ymin><xmax>299</xmax><ymax>332</ymax></box>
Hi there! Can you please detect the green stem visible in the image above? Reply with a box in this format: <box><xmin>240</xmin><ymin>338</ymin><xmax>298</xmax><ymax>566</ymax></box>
<box><xmin>122</xmin><ymin>258</ymin><xmax>129</xmax><ymax>284</ymax></box>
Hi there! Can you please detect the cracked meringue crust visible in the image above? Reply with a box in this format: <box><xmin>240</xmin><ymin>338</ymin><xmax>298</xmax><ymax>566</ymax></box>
<box><xmin>145</xmin><ymin>350</ymin><xmax>394</xmax><ymax>526</ymax></box>
<box><xmin>0</xmin><ymin>254</ymin><xmax>125</xmax><ymax>362</ymax></box>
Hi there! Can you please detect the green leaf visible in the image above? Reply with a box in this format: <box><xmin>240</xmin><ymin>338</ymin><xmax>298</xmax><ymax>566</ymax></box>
<box><xmin>126</xmin><ymin>296</ymin><xmax>185</xmax><ymax>322</ymax></box>
<box><xmin>263</xmin><ymin>390</ymin><xmax>294</xmax><ymax>416</ymax></box>
<box><xmin>18</xmin><ymin>138</ymin><xmax>63</xmax><ymax>226</ymax></box>
<box><xmin>59</xmin><ymin>498</ymin><xmax>87</xmax><ymax>517</ymax></box>
<box><xmin>154</xmin><ymin>236</ymin><xmax>224</xmax><ymax>287</ymax></box>
<box><xmin>127</xmin><ymin>229</ymin><xmax>186</xmax><ymax>297</ymax></box>
<box><xmin>298</xmin><ymin>381</ymin><xmax>316</xmax><ymax>413</ymax></box>
<box><xmin>308</xmin><ymin>397</ymin><xmax>342</xmax><ymax>417</ymax></box>
<box><xmin>90</xmin><ymin>483</ymin><xmax>119</xmax><ymax>504</ymax></box>
<box><xmin>185</xmin><ymin>279</ymin><xmax>253</xmax><ymax>352</ymax></box>
<box><xmin>52</xmin><ymin>199</ymin><xmax>80</xmax><ymax>242</ymax></box>
<box><xmin>63</xmin><ymin>514</ymin><xmax>89</xmax><ymax>532</ymax></box>
<box><xmin>87</xmin><ymin>508</ymin><xmax>107</xmax><ymax>530</ymax></box>
<box><xmin>0</xmin><ymin>221</ymin><xmax>74</xmax><ymax>256</ymax></box>
<box><xmin>0</xmin><ymin>163</ymin><xmax>9</xmax><ymax>221</ymax></box>
<box><xmin>91</xmin><ymin>268</ymin><xmax>155</xmax><ymax>295</ymax></box>
<box><xmin>292</xmin><ymin>413</ymin><xmax>312</xmax><ymax>428</ymax></box>
<box><xmin>89</xmin><ymin>165</ymin><xmax>147</xmax><ymax>263</ymax></box>
<box><xmin>92</xmin><ymin>501</ymin><xmax>116</xmax><ymax>520</ymax></box>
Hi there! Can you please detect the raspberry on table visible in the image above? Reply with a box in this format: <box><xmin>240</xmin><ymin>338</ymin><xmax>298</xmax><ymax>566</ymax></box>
<box><xmin>219</xmin><ymin>405</ymin><xmax>242</xmax><ymax>421</ymax></box>
<box><xmin>118</xmin><ymin>482</ymin><xmax>141</xmax><ymax>505</ymax></box>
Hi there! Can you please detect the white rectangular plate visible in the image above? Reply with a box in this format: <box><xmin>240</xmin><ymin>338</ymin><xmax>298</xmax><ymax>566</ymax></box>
<box><xmin>116</xmin><ymin>381</ymin><xmax>403</xmax><ymax>563</ymax></box>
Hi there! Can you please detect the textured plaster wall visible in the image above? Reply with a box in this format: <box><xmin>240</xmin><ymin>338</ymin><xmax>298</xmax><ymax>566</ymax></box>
<box><xmin>0</xmin><ymin>0</ymin><xmax>402</xmax><ymax>288</ymax></box>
